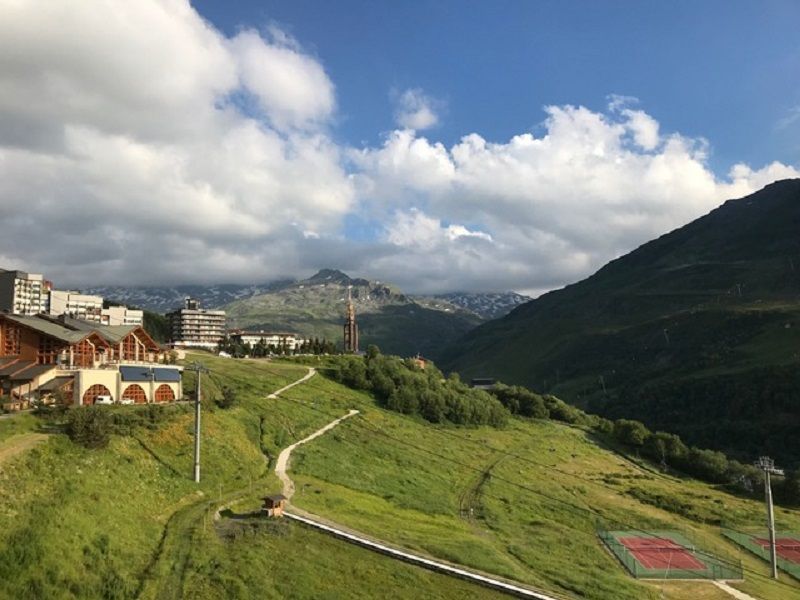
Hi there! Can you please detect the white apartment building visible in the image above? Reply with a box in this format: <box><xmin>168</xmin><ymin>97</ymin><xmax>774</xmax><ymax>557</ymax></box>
<box><xmin>47</xmin><ymin>290</ymin><xmax>104</xmax><ymax>322</ymax></box>
<box><xmin>229</xmin><ymin>330</ymin><xmax>307</xmax><ymax>350</ymax></box>
<box><xmin>101</xmin><ymin>305</ymin><xmax>144</xmax><ymax>326</ymax></box>
<box><xmin>167</xmin><ymin>298</ymin><xmax>226</xmax><ymax>350</ymax></box>
<box><xmin>0</xmin><ymin>270</ymin><xmax>49</xmax><ymax>315</ymax></box>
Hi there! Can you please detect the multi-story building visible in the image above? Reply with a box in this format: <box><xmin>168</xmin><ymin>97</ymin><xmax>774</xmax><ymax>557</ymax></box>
<box><xmin>0</xmin><ymin>313</ymin><xmax>180</xmax><ymax>410</ymax></box>
<box><xmin>47</xmin><ymin>290</ymin><xmax>104</xmax><ymax>322</ymax></box>
<box><xmin>0</xmin><ymin>269</ymin><xmax>49</xmax><ymax>315</ymax></box>
<box><xmin>101</xmin><ymin>305</ymin><xmax>144</xmax><ymax>326</ymax></box>
<box><xmin>167</xmin><ymin>298</ymin><xmax>226</xmax><ymax>350</ymax></box>
<box><xmin>228</xmin><ymin>330</ymin><xmax>307</xmax><ymax>351</ymax></box>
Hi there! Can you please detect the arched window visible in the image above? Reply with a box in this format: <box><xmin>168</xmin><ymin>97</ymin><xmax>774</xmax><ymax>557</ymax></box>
<box><xmin>122</xmin><ymin>384</ymin><xmax>147</xmax><ymax>404</ymax></box>
<box><xmin>82</xmin><ymin>384</ymin><xmax>112</xmax><ymax>406</ymax></box>
<box><xmin>154</xmin><ymin>384</ymin><xmax>175</xmax><ymax>403</ymax></box>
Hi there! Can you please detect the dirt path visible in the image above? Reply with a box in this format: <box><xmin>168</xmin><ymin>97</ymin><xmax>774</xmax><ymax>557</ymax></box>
<box><xmin>0</xmin><ymin>433</ymin><xmax>48</xmax><ymax>467</ymax></box>
<box><xmin>267</xmin><ymin>367</ymin><xmax>316</xmax><ymax>398</ymax></box>
<box><xmin>275</xmin><ymin>409</ymin><xmax>359</xmax><ymax>500</ymax></box>
<box><xmin>712</xmin><ymin>581</ymin><xmax>760</xmax><ymax>600</ymax></box>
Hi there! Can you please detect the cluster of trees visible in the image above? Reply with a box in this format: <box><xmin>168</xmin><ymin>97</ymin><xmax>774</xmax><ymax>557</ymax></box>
<box><xmin>328</xmin><ymin>346</ymin><xmax>509</xmax><ymax>427</ymax></box>
<box><xmin>217</xmin><ymin>336</ymin><xmax>337</xmax><ymax>358</ymax></box>
<box><xmin>484</xmin><ymin>383</ymin><xmax>800</xmax><ymax>506</ymax></box>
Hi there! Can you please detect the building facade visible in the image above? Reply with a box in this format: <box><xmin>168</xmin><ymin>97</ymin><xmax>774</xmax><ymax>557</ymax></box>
<box><xmin>0</xmin><ymin>313</ymin><xmax>180</xmax><ymax>410</ymax></box>
<box><xmin>343</xmin><ymin>288</ymin><xmax>359</xmax><ymax>353</ymax></box>
<box><xmin>47</xmin><ymin>290</ymin><xmax>104</xmax><ymax>322</ymax></box>
<box><xmin>0</xmin><ymin>269</ymin><xmax>49</xmax><ymax>315</ymax></box>
<box><xmin>167</xmin><ymin>298</ymin><xmax>226</xmax><ymax>350</ymax></box>
<box><xmin>228</xmin><ymin>330</ymin><xmax>307</xmax><ymax>351</ymax></box>
<box><xmin>101</xmin><ymin>305</ymin><xmax>144</xmax><ymax>326</ymax></box>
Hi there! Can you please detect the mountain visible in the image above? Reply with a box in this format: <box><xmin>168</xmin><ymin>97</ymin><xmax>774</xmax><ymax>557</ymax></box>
<box><xmin>223</xmin><ymin>269</ymin><xmax>483</xmax><ymax>357</ymax></box>
<box><xmin>440</xmin><ymin>179</ymin><xmax>800</xmax><ymax>466</ymax></box>
<box><xmin>426</xmin><ymin>291</ymin><xmax>531</xmax><ymax>320</ymax></box>
<box><xmin>84</xmin><ymin>282</ymin><xmax>290</xmax><ymax>313</ymax></box>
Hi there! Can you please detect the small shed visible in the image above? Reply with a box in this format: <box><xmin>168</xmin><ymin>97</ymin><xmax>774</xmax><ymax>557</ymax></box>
<box><xmin>262</xmin><ymin>494</ymin><xmax>287</xmax><ymax>518</ymax></box>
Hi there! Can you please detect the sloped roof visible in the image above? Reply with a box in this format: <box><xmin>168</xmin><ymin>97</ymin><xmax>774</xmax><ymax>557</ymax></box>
<box><xmin>62</xmin><ymin>317</ymin><xmax>138</xmax><ymax>343</ymax></box>
<box><xmin>38</xmin><ymin>376</ymin><xmax>74</xmax><ymax>392</ymax></box>
<box><xmin>2</xmin><ymin>314</ymin><xmax>88</xmax><ymax>344</ymax></box>
<box><xmin>0</xmin><ymin>359</ymin><xmax>34</xmax><ymax>377</ymax></box>
<box><xmin>152</xmin><ymin>368</ymin><xmax>181</xmax><ymax>382</ymax></box>
<box><xmin>120</xmin><ymin>366</ymin><xmax>182</xmax><ymax>382</ymax></box>
<box><xmin>9</xmin><ymin>363</ymin><xmax>55</xmax><ymax>382</ymax></box>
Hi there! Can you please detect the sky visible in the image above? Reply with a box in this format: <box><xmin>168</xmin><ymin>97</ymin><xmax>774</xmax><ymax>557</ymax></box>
<box><xmin>1</xmin><ymin>1</ymin><xmax>799</xmax><ymax>296</ymax></box>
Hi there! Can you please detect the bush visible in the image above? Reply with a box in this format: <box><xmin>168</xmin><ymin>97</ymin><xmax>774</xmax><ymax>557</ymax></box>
<box><xmin>613</xmin><ymin>419</ymin><xmax>649</xmax><ymax>447</ymax></box>
<box><xmin>216</xmin><ymin>386</ymin><xmax>238</xmax><ymax>409</ymax></box>
<box><xmin>66</xmin><ymin>407</ymin><xmax>111</xmax><ymax>449</ymax></box>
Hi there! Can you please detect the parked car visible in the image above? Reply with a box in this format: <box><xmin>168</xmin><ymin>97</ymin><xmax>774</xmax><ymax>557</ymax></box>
<box><xmin>95</xmin><ymin>395</ymin><xmax>114</xmax><ymax>405</ymax></box>
<box><xmin>118</xmin><ymin>398</ymin><xmax>134</xmax><ymax>405</ymax></box>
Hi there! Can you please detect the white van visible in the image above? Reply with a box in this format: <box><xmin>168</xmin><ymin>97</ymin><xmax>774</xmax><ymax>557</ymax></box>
<box><xmin>95</xmin><ymin>395</ymin><xmax>114</xmax><ymax>405</ymax></box>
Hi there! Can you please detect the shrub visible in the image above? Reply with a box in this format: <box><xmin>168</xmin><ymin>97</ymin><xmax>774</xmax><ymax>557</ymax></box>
<box><xmin>66</xmin><ymin>407</ymin><xmax>111</xmax><ymax>449</ymax></box>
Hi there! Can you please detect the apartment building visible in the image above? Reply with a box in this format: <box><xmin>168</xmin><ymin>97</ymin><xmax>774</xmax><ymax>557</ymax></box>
<box><xmin>101</xmin><ymin>305</ymin><xmax>144</xmax><ymax>326</ymax></box>
<box><xmin>167</xmin><ymin>298</ymin><xmax>226</xmax><ymax>350</ymax></box>
<box><xmin>228</xmin><ymin>330</ymin><xmax>307</xmax><ymax>351</ymax></box>
<box><xmin>48</xmin><ymin>290</ymin><xmax>104</xmax><ymax>322</ymax></box>
<box><xmin>0</xmin><ymin>269</ymin><xmax>49</xmax><ymax>315</ymax></box>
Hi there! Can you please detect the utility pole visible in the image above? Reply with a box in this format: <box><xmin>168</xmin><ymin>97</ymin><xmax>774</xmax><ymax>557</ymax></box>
<box><xmin>190</xmin><ymin>362</ymin><xmax>210</xmax><ymax>483</ymax></box>
<box><xmin>755</xmin><ymin>456</ymin><xmax>784</xmax><ymax>579</ymax></box>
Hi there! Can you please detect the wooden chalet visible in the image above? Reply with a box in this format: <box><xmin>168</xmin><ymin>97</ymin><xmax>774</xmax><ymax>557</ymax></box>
<box><xmin>0</xmin><ymin>313</ymin><xmax>179</xmax><ymax>409</ymax></box>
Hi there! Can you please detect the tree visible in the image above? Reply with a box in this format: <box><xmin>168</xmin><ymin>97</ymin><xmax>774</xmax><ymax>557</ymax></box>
<box><xmin>613</xmin><ymin>419</ymin><xmax>649</xmax><ymax>447</ymax></box>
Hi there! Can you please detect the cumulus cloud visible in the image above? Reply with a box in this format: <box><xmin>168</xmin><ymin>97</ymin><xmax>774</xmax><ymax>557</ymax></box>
<box><xmin>0</xmin><ymin>0</ymin><xmax>353</xmax><ymax>286</ymax></box>
<box><xmin>0</xmin><ymin>2</ymin><xmax>797</xmax><ymax>296</ymax></box>
<box><xmin>393</xmin><ymin>88</ymin><xmax>442</xmax><ymax>130</ymax></box>
<box><xmin>353</xmin><ymin>101</ymin><xmax>800</xmax><ymax>294</ymax></box>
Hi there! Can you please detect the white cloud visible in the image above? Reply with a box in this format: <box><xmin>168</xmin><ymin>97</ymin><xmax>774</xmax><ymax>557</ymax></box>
<box><xmin>393</xmin><ymin>88</ymin><xmax>442</xmax><ymax>130</ymax></box>
<box><xmin>353</xmin><ymin>103</ymin><xmax>800</xmax><ymax>294</ymax></box>
<box><xmin>0</xmin><ymin>0</ymin><xmax>353</xmax><ymax>286</ymax></box>
<box><xmin>0</xmin><ymin>2</ymin><xmax>797</xmax><ymax>296</ymax></box>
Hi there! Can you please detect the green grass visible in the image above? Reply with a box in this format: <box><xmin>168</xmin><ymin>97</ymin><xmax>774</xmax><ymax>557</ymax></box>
<box><xmin>276</xmin><ymin>369</ymin><xmax>800</xmax><ymax>600</ymax></box>
<box><xmin>0</xmin><ymin>412</ymin><xmax>38</xmax><ymax>443</ymax></box>
<box><xmin>1</xmin><ymin>353</ymin><xmax>799</xmax><ymax>599</ymax></box>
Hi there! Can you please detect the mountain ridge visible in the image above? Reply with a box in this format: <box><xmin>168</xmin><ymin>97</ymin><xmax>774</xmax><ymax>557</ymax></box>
<box><xmin>440</xmin><ymin>178</ymin><xmax>800</xmax><ymax>465</ymax></box>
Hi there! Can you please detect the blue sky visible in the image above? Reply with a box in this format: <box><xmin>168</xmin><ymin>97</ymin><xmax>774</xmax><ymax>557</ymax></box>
<box><xmin>0</xmin><ymin>1</ymin><xmax>798</xmax><ymax>294</ymax></box>
<box><xmin>194</xmin><ymin>0</ymin><xmax>800</xmax><ymax>172</ymax></box>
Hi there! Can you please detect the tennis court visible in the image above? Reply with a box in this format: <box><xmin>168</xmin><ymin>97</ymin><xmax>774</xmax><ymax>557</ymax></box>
<box><xmin>599</xmin><ymin>529</ymin><xmax>742</xmax><ymax>580</ymax></box>
<box><xmin>618</xmin><ymin>536</ymin><xmax>706</xmax><ymax>570</ymax></box>
<box><xmin>754</xmin><ymin>537</ymin><xmax>800</xmax><ymax>564</ymax></box>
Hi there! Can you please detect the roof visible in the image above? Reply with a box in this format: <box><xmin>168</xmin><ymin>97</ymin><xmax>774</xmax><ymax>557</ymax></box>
<box><xmin>120</xmin><ymin>365</ymin><xmax>182</xmax><ymax>382</ymax></box>
<box><xmin>0</xmin><ymin>360</ymin><xmax>35</xmax><ymax>377</ymax></box>
<box><xmin>264</xmin><ymin>494</ymin><xmax>287</xmax><ymax>502</ymax></box>
<box><xmin>9</xmin><ymin>363</ymin><xmax>56</xmax><ymax>382</ymax></box>
<box><xmin>2</xmin><ymin>314</ymin><xmax>89</xmax><ymax>344</ymax></box>
<box><xmin>38</xmin><ymin>376</ymin><xmax>74</xmax><ymax>392</ymax></box>
<box><xmin>62</xmin><ymin>317</ymin><xmax>138</xmax><ymax>343</ymax></box>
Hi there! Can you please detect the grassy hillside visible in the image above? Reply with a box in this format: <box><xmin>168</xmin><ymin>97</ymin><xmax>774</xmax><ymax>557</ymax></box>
<box><xmin>439</xmin><ymin>179</ymin><xmax>800</xmax><ymax>466</ymax></box>
<box><xmin>223</xmin><ymin>269</ymin><xmax>482</xmax><ymax>356</ymax></box>
<box><xmin>1</xmin><ymin>354</ymin><xmax>799</xmax><ymax>599</ymax></box>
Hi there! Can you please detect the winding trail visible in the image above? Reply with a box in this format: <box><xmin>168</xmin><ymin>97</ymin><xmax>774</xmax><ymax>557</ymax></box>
<box><xmin>268</xmin><ymin>367</ymin><xmax>316</xmax><ymax>399</ymax></box>
<box><xmin>275</xmin><ymin>408</ymin><xmax>359</xmax><ymax>500</ymax></box>
<box><xmin>0</xmin><ymin>433</ymin><xmax>48</xmax><ymax>467</ymax></box>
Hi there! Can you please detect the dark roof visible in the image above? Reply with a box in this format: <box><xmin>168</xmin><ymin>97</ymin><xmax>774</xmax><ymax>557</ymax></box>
<box><xmin>38</xmin><ymin>376</ymin><xmax>75</xmax><ymax>392</ymax></box>
<box><xmin>120</xmin><ymin>366</ymin><xmax>182</xmax><ymax>382</ymax></box>
<box><xmin>9</xmin><ymin>363</ymin><xmax>56</xmax><ymax>382</ymax></box>
<box><xmin>62</xmin><ymin>317</ymin><xmax>139</xmax><ymax>344</ymax></box>
<box><xmin>2</xmin><ymin>314</ymin><xmax>89</xmax><ymax>344</ymax></box>
<box><xmin>0</xmin><ymin>360</ymin><xmax>35</xmax><ymax>377</ymax></box>
<box><xmin>264</xmin><ymin>494</ymin><xmax>287</xmax><ymax>502</ymax></box>
<box><xmin>152</xmin><ymin>368</ymin><xmax>181</xmax><ymax>382</ymax></box>
<box><xmin>119</xmin><ymin>365</ymin><xmax>151</xmax><ymax>382</ymax></box>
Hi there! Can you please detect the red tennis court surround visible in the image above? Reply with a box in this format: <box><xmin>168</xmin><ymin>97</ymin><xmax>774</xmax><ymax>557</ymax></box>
<box><xmin>754</xmin><ymin>537</ymin><xmax>800</xmax><ymax>564</ymax></box>
<box><xmin>618</xmin><ymin>536</ymin><xmax>706</xmax><ymax>570</ymax></box>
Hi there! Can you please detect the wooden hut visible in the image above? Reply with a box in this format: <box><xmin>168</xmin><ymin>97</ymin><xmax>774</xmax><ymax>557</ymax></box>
<box><xmin>262</xmin><ymin>494</ymin><xmax>287</xmax><ymax>518</ymax></box>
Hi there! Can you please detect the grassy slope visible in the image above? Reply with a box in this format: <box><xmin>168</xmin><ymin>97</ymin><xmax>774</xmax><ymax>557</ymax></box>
<box><xmin>2</xmin><ymin>354</ymin><xmax>799</xmax><ymax>598</ymax></box>
<box><xmin>268</xmin><ymin>367</ymin><xmax>800</xmax><ymax>600</ymax></box>
<box><xmin>0</xmin><ymin>355</ymin><xmax>502</xmax><ymax>599</ymax></box>
<box><xmin>439</xmin><ymin>180</ymin><xmax>800</xmax><ymax>464</ymax></box>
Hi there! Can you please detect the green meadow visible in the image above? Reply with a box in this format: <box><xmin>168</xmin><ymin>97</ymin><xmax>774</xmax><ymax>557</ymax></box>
<box><xmin>0</xmin><ymin>352</ymin><xmax>798</xmax><ymax>599</ymax></box>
